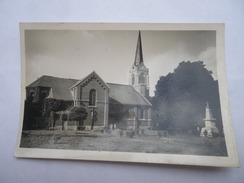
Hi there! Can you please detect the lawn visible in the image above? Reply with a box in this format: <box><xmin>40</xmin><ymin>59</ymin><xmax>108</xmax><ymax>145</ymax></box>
<box><xmin>20</xmin><ymin>129</ymin><xmax>228</xmax><ymax>156</ymax></box>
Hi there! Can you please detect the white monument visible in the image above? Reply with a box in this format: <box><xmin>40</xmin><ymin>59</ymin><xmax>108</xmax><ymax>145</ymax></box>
<box><xmin>200</xmin><ymin>102</ymin><xmax>219</xmax><ymax>137</ymax></box>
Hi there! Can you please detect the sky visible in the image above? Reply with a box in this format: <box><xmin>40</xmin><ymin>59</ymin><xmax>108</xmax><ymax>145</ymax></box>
<box><xmin>25</xmin><ymin>30</ymin><xmax>216</xmax><ymax>96</ymax></box>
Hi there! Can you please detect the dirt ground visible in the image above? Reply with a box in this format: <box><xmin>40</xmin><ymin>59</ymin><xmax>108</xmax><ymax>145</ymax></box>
<box><xmin>20</xmin><ymin>130</ymin><xmax>228</xmax><ymax>156</ymax></box>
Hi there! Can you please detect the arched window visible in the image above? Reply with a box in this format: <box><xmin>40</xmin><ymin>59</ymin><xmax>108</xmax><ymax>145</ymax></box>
<box><xmin>89</xmin><ymin>89</ymin><xmax>96</xmax><ymax>106</ymax></box>
<box><xmin>140</xmin><ymin>109</ymin><xmax>144</xmax><ymax>119</ymax></box>
<box><xmin>131</xmin><ymin>75</ymin><xmax>135</xmax><ymax>85</ymax></box>
<box><xmin>29</xmin><ymin>91</ymin><xmax>35</xmax><ymax>102</ymax></box>
<box><xmin>139</xmin><ymin>73</ymin><xmax>145</xmax><ymax>84</ymax></box>
<box><xmin>40</xmin><ymin>91</ymin><xmax>48</xmax><ymax>101</ymax></box>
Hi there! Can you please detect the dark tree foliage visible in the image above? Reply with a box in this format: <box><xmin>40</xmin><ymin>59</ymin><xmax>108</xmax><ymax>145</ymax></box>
<box><xmin>151</xmin><ymin>61</ymin><xmax>222</xmax><ymax>132</ymax></box>
<box><xmin>42</xmin><ymin>98</ymin><xmax>68</xmax><ymax>117</ymax></box>
<box><xmin>60</xmin><ymin>106</ymin><xmax>88</xmax><ymax>128</ymax></box>
<box><xmin>61</xmin><ymin>111</ymin><xmax>69</xmax><ymax>121</ymax></box>
<box><xmin>22</xmin><ymin>101</ymin><xmax>42</xmax><ymax>130</ymax></box>
<box><xmin>69</xmin><ymin>106</ymin><xmax>88</xmax><ymax>121</ymax></box>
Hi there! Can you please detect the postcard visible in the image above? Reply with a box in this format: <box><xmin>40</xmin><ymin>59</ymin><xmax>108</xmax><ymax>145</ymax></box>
<box><xmin>15</xmin><ymin>23</ymin><xmax>239</xmax><ymax>167</ymax></box>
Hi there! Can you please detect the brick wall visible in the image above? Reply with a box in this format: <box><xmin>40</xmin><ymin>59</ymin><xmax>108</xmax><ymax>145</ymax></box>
<box><xmin>74</xmin><ymin>77</ymin><xmax>109</xmax><ymax>128</ymax></box>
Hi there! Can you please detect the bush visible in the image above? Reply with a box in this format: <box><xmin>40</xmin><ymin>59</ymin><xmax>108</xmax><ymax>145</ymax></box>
<box><xmin>130</xmin><ymin>131</ymin><xmax>135</xmax><ymax>138</ymax></box>
<box><xmin>162</xmin><ymin>131</ymin><xmax>168</xmax><ymax>137</ymax></box>
<box><xmin>157</xmin><ymin>131</ymin><xmax>162</xmax><ymax>137</ymax></box>
<box><xmin>103</xmin><ymin>127</ymin><xmax>110</xmax><ymax>133</ymax></box>
<box><xmin>61</xmin><ymin>112</ymin><xmax>68</xmax><ymax>121</ymax></box>
<box><xmin>125</xmin><ymin>130</ymin><xmax>137</xmax><ymax>138</ymax></box>
<box><xmin>135</xmin><ymin>129</ymin><xmax>139</xmax><ymax>135</ymax></box>
<box><xmin>42</xmin><ymin>98</ymin><xmax>68</xmax><ymax>117</ymax></box>
<box><xmin>119</xmin><ymin>130</ymin><xmax>123</xmax><ymax>137</ymax></box>
<box><xmin>77</xmin><ymin>126</ymin><xmax>85</xmax><ymax>131</ymax></box>
<box><xmin>141</xmin><ymin>129</ymin><xmax>145</xmax><ymax>135</ymax></box>
<box><xmin>69</xmin><ymin>106</ymin><xmax>88</xmax><ymax>121</ymax></box>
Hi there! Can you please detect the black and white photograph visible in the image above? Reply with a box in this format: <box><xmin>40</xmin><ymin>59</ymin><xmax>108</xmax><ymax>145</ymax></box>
<box><xmin>15</xmin><ymin>23</ymin><xmax>239</xmax><ymax>167</ymax></box>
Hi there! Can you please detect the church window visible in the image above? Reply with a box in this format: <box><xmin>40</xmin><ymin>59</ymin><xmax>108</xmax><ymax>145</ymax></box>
<box><xmin>73</xmin><ymin>88</ymin><xmax>77</xmax><ymax>106</ymax></box>
<box><xmin>131</xmin><ymin>75</ymin><xmax>135</xmax><ymax>85</ymax></box>
<box><xmin>138</xmin><ymin>108</ymin><xmax>146</xmax><ymax>119</ymax></box>
<box><xmin>140</xmin><ymin>109</ymin><xmax>144</xmax><ymax>119</ymax></box>
<box><xmin>80</xmin><ymin>86</ymin><xmax>82</xmax><ymax>100</ymax></box>
<box><xmin>74</xmin><ymin>87</ymin><xmax>76</xmax><ymax>98</ymax></box>
<box><xmin>80</xmin><ymin>86</ymin><xmax>83</xmax><ymax>105</ymax></box>
<box><xmin>89</xmin><ymin>89</ymin><xmax>96</xmax><ymax>106</ymax></box>
<box><xmin>29</xmin><ymin>91</ymin><xmax>35</xmax><ymax>102</ymax></box>
<box><xmin>40</xmin><ymin>91</ymin><xmax>48</xmax><ymax>101</ymax></box>
<box><xmin>139</xmin><ymin>73</ymin><xmax>145</xmax><ymax>84</ymax></box>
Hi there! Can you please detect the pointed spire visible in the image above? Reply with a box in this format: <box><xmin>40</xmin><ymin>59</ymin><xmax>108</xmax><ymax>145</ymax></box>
<box><xmin>134</xmin><ymin>31</ymin><xmax>144</xmax><ymax>66</ymax></box>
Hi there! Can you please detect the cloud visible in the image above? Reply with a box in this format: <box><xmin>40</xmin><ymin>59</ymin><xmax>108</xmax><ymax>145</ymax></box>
<box><xmin>196</xmin><ymin>46</ymin><xmax>217</xmax><ymax>79</ymax></box>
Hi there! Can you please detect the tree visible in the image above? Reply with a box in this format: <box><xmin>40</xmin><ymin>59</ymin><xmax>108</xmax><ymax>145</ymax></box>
<box><xmin>42</xmin><ymin>98</ymin><xmax>68</xmax><ymax>117</ymax></box>
<box><xmin>151</xmin><ymin>61</ymin><xmax>222</xmax><ymax>132</ymax></box>
<box><xmin>69</xmin><ymin>106</ymin><xmax>88</xmax><ymax>129</ymax></box>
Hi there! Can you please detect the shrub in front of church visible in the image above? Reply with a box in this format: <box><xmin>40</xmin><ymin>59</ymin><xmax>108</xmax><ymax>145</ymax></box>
<box><xmin>100</xmin><ymin>129</ymin><xmax>104</xmax><ymax>133</ymax></box>
<box><xmin>130</xmin><ymin>131</ymin><xmax>136</xmax><ymax>138</ymax></box>
<box><xmin>119</xmin><ymin>130</ymin><xmax>124</xmax><ymax>137</ymax></box>
<box><xmin>61</xmin><ymin>112</ymin><xmax>68</xmax><ymax>121</ymax></box>
<box><xmin>60</xmin><ymin>106</ymin><xmax>88</xmax><ymax>130</ymax></box>
<box><xmin>101</xmin><ymin>127</ymin><xmax>110</xmax><ymax>134</ymax></box>
<box><xmin>157</xmin><ymin>130</ymin><xmax>168</xmax><ymax>137</ymax></box>
<box><xmin>69</xmin><ymin>106</ymin><xmax>88</xmax><ymax>130</ymax></box>
<box><xmin>126</xmin><ymin>131</ymin><xmax>136</xmax><ymax>138</ymax></box>
<box><xmin>141</xmin><ymin>129</ymin><xmax>145</xmax><ymax>135</ymax></box>
<box><xmin>42</xmin><ymin>98</ymin><xmax>68</xmax><ymax>117</ymax></box>
<box><xmin>135</xmin><ymin>129</ymin><xmax>140</xmax><ymax>135</ymax></box>
<box><xmin>69</xmin><ymin>106</ymin><xmax>88</xmax><ymax>121</ymax></box>
<box><xmin>119</xmin><ymin>130</ymin><xmax>123</xmax><ymax>137</ymax></box>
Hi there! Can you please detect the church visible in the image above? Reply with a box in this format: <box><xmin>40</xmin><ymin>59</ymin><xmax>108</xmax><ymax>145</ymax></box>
<box><xmin>25</xmin><ymin>32</ymin><xmax>152</xmax><ymax>130</ymax></box>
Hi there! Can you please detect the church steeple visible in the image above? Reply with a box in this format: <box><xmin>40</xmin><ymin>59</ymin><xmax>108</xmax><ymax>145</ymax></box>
<box><xmin>134</xmin><ymin>31</ymin><xmax>144</xmax><ymax>67</ymax></box>
<box><xmin>129</xmin><ymin>31</ymin><xmax>149</xmax><ymax>98</ymax></box>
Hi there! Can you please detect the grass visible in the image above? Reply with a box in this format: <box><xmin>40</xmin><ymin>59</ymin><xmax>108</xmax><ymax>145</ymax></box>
<box><xmin>20</xmin><ymin>130</ymin><xmax>228</xmax><ymax>156</ymax></box>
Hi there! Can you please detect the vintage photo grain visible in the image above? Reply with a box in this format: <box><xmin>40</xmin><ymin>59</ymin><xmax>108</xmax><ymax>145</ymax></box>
<box><xmin>15</xmin><ymin>23</ymin><xmax>239</xmax><ymax>167</ymax></box>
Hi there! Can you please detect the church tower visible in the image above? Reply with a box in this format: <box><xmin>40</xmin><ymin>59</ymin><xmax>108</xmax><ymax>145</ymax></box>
<box><xmin>129</xmin><ymin>31</ymin><xmax>149</xmax><ymax>98</ymax></box>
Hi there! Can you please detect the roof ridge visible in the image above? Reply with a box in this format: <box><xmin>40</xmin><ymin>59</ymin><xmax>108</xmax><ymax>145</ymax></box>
<box><xmin>27</xmin><ymin>75</ymin><xmax>79</xmax><ymax>88</ymax></box>
<box><xmin>38</xmin><ymin>75</ymin><xmax>45</xmax><ymax>85</ymax></box>
<box><xmin>107</xmin><ymin>83</ymin><xmax>131</xmax><ymax>86</ymax></box>
<box><xmin>41</xmin><ymin>75</ymin><xmax>79</xmax><ymax>81</ymax></box>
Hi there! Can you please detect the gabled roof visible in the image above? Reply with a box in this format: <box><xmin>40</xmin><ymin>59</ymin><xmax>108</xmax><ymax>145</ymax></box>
<box><xmin>70</xmin><ymin>71</ymin><xmax>110</xmax><ymax>90</ymax></box>
<box><xmin>27</xmin><ymin>75</ymin><xmax>78</xmax><ymax>100</ymax></box>
<box><xmin>107</xmin><ymin>83</ymin><xmax>151</xmax><ymax>106</ymax></box>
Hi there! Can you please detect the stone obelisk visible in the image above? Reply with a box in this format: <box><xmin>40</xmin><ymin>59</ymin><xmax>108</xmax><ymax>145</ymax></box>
<box><xmin>200</xmin><ymin>102</ymin><xmax>219</xmax><ymax>137</ymax></box>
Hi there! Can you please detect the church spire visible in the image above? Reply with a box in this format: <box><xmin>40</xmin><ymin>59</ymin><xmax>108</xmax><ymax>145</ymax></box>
<box><xmin>134</xmin><ymin>31</ymin><xmax>144</xmax><ymax>66</ymax></box>
<box><xmin>129</xmin><ymin>31</ymin><xmax>149</xmax><ymax>98</ymax></box>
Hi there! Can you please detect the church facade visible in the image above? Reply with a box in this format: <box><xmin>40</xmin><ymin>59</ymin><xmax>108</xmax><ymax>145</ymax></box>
<box><xmin>25</xmin><ymin>32</ymin><xmax>152</xmax><ymax>130</ymax></box>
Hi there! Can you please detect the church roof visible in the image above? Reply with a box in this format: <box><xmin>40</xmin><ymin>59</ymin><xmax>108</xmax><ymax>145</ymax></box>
<box><xmin>107</xmin><ymin>83</ymin><xmax>151</xmax><ymax>106</ymax></box>
<box><xmin>27</xmin><ymin>75</ymin><xmax>152</xmax><ymax>106</ymax></box>
<box><xmin>70</xmin><ymin>71</ymin><xmax>110</xmax><ymax>90</ymax></box>
<box><xmin>27</xmin><ymin>75</ymin><xmax>78</xmax><ymax>100</ymax></box>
